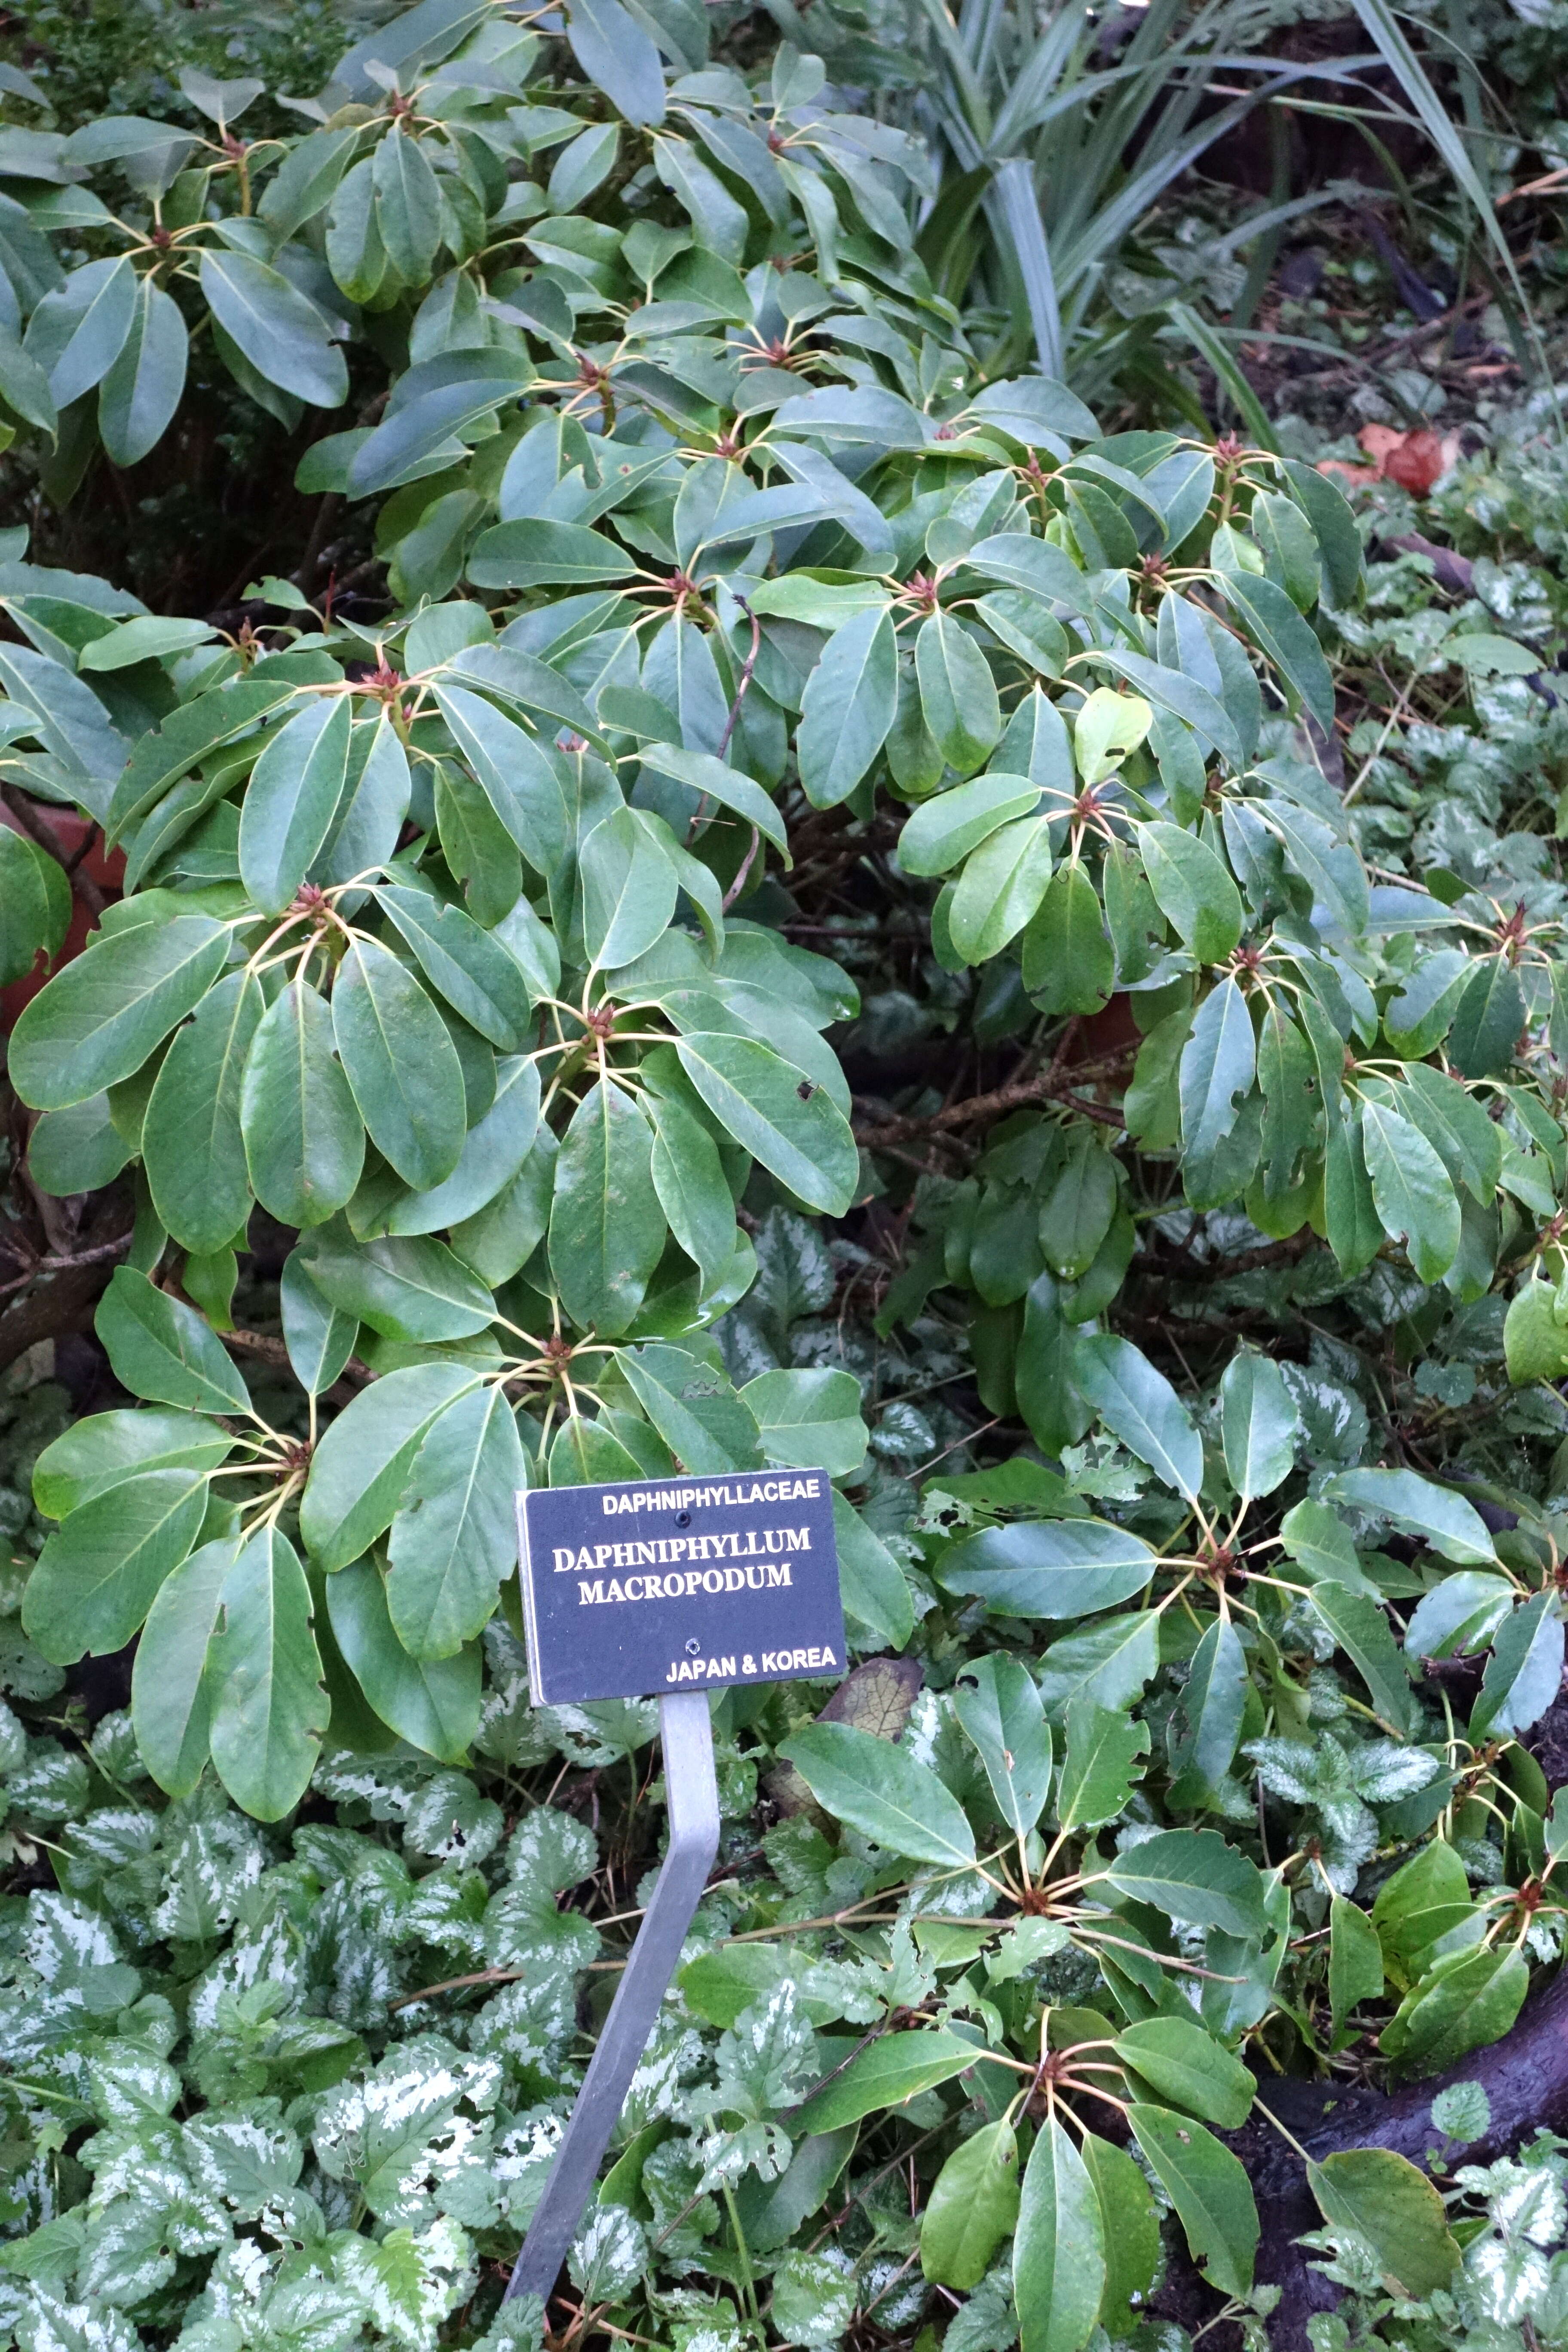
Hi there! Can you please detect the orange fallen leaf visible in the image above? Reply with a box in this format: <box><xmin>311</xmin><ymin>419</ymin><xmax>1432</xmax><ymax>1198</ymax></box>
<box><xmin>1356</xmin><ymin>424</ymin><xmax>1461</xmax><ymax>494</ymax></box>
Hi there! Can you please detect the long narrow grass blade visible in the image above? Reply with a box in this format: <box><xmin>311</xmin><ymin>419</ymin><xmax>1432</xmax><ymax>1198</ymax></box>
<box><xmin>1165</xmin><ymin>303</ymin><xmax>1280</xmax><ymax>451</ymax></box>
<box><xmin>990</xmin><ymin>158</ymin><xmax>1064</xmax><ymax>376</ymax></box>
<box><xmin>1350</xmin><ymin>0</ymin><xmax>1522</xmax><ymax>290</ymax></box>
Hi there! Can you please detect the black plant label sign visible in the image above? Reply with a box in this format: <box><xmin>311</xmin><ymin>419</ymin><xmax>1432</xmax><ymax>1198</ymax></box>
<box><xmin>518</xmin><ymin>1472</ymin><xmax>845</xmax><ymax>1704</ymax></box>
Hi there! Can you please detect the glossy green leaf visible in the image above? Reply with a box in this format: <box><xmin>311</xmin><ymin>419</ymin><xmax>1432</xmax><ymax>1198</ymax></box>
<box><xmin>1360</xmin><ymin>1098</ymin><xmax>1460</xmax><ymax>1283</ymax></box>
<box><xmin>8</xmin><ymin>913</ymin><xmax>230</xmax><ymax>1110</ymax></box>
<box><xmin>1219</xmin><ymin>1351</ymin><xmax>1299</xmax><ymax>1499</ymax></box>
<box><xmin>1306</xmin><ymin>2150</ymin><xmax>1459</xmax><ymax>2299</ymax></box>
<box><xmin>207</xmin><ymin>1528</ymin><xmax>328</xmax><ymax>1820</ymax></box>
<box><xmin>1014</xmin><ymin>2119</ymin><xmax>1104</xmax><ymax>2352</ymax></box>
<box><xmin>199</xmin><ymin>249</ymin><xmax>348</xmax><ymax>408</ymax></box>
<box><xmin>781</xmin><ymin>1721</ymin><xmax>976</xmax><ymax>1867</ymax></box>
<box><xmin>131</xmin><ymin>1532</ymin><xmax>239</xmax><ymax>1798</ymax></box>
<box><xmin>953</xmin><ymin>1652</ymin><xmax>1052</xmax><ymax>1836</ymax></box>
<box><xmin>279</xmin><ymin>1250</ymin><xmax>360</xmax><ymax>1396</ymax></box>
<box><xmin>296</xmin><ymin>1228</ymin><xmax>497</xmax><ymax>1344</ymax></box>
<box><xmin>95</xmin><ymin>1266</ymin><xmax>250</xmax><ymax>1413</ymax></box>
<box><xmin>1139</xmin><ymin>821</ymin><xmax>1243</xmax><ymax>964</ymax></box>
<box><xmin>242</xmin><ymin>980</ymin><xmax>366</xmax><ymax>1228</ymax></box>
<box><xmin>1055</xmin><ymin>1699</ymin><xmax>1150</xmax><ymax>1828</ymax></box>
<box><xmin>797</xmin><ymin>607</ymin><xmax>898</xmax><ymax>808</ymax></box>
<box><xmin>142</xmin><ymin>969</ymin><xmax>262</xmax><ymax>1254</ymax></box>
<box><xmin>1167</xmin><ymin>1615</ymin><xmax>1248</xmax><ymax>1805</ymax></box>
<box><xmin>675</xmin><ymin>1032</ymin><xmax>858</xmax><ymax>1216</ymax></box>
<box><xmin>548</xmin><ymin>1080</ymin><xmax>666</xmax><ymax>1336</ymax></box>
<box><xmin>936</xmin><ymin>1516</ymin><xmax>1157</xmax><ymax>1619</ymax></box>
<box><xmin>1127</xmin><ymin>2107</ymin><xmax>1257</xmax><ymax>2299</ymax></box>
<box><xmin>299</xmin><ymin>1362</ymin><xmax>479</xmax><ymax>1571</ymax></box>
<box><xmin>740</xmin><ymin>1368</ymin><xmax>867</xmax><ymax>1477</ymax></box>
<box><xmin>238</xmin><ymin>696</ymin><xmax>352</xmax><ymax>915</ymax></box>
<box><xmin>23</xmin><ymin>1466</ymin><xmax>209</xmax><ymax>1663</ymax></box>
<box><xmin>1113</xmin><ymin>2018</ymin><xmax>1254</xmax><ymax>2128</ymax></box>
<box><xmin>386</xmin><ymin>1383</ymin><xmax>525</xmax><ymax>1658</ymax></box>
<box><xmin>1322</xmin><ymin>1468</ymin><xmax>1496</xmax><ymax>1565</ymax></box>
<box><xmin>323</xmin><ymin>1553</ymin><xmax>480</xmax><ymax>1762</ymax></box>
<box><xmin>1105</xmin><ymin>1827</ymin><xmax>1267</xmax><ymax>1939</ymax></box>
<box><xmin>333</xmin><ymin>938</ymin><xmax>466</xmax><ymax>1191</ymax></box>
<box><xmin>916</xmin><ymin>611</ymin><xmax>1001</xmax><ymax>775</ymax></box>
<box><xmin>898</xmin><ymin>773</ymin><xmax>1040</xmax><ymax>877</ymax></box>
<box><xmin>32</xmin><ymin>1406</ymin><xmax>233</xmax><ymax>1519</ymax></box>
<box><xmin>921</xmin><ymin>2121</ymin><xmax>1020</xmax><ymax>2291</ymax></box>
<box><xmin>1073</xmin><ymin>1334</ymin><xmax>1203</xmax><ymax>1501</ymax></box>
<box><xmin>790</xmin><ymin>2031</ymin><xmax>983</xmax><ymax>2132</ymax></box>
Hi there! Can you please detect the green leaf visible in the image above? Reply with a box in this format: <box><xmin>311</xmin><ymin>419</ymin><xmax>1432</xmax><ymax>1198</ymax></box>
<box><xmin>1329</xmin><ymin>1894</ymin><xmax>1384</xmax><ymax>2034</ymax></box>
<box><xmin>94</xmin><ymin>1266</ymin><xmax>250</xmax><ymax>1413</ymax></box>
<box><xmin>130</xmin><ymin>1532</ymin><xmax>239</xmax><ymax>1797</ymax></box>
<box><xmin>832</xmin><ymin>1492</ymin><xmax>914</xmax><ymax>1651</ymax></box>
<box><xmin>1372</xmin><ymin>1842</ymin><xmax>1477</xmax><ymax>1985</ymax></box>
<box><xmin>238</xmin><ymin>695</ymin><xmax>352</xmax><ymax>915</ymax></box>
<box><xmin>372</xmin><ymin>126</ymin><xmax>443</xmax><ymax>282</ymax></box>
<box><xmin>899</xmin><ymin>773</ymin><xmax>1040</xmax><ymax>877</ymax></box>
<box><xmin>241</xmin><ymin>980</ymin><xmax>366</xmax><ymax>1228</ymax></box>
<box><xmin>675</xmin><ymin>1032</ymin><xmax>858</xmax><ymax>1216</ymax></box>
<box><xmin>1322</xmin><ymin>1468</ymin><xmax>1497</xmax><ymax>1565</ymax></box>
<box><xmin>1382</xmin><ymin>1946</ymin><xmax>1528</xmax><ymax>2081</ymax></box>
<box><xmin>1167</xmin><ymin>1615</ymin><xmax>1248</xmax><ymax>1806</ymax></box>
<box><xmin>936</xmin><ymin>1516</ymin><xmax>1157</xmax><ymax>1619</ymax></box>
<box><xmin>740</xmin><ymin>1368</ymin><xmax>867</xmax><ymax>1477</ymax></box>
<box><xmin>29</xmin><ymin>1095</ymin><xmax>131</xmax><ymax>1196</ymax></box>
<box><xmin>107</xmin><ymin>676</ymin><xmax>294</xmax><ymax>843</ymax></box>
<box><xmin>1310</xmin><ymin>1579</ymin><xmax>1415</xmax><ymax>1733</ymax></box>
<box><xmin>790</xmin><ymin>2031</ymin><xmax>983</xmax><ymax>2132</ymax></box>
<box><xmin>1394</xmin><ymin>1065</ymin><xmax>1502</xmax><ymax>1203</ymax></box>
<box><xmin>581</xmin><ymin>806</ymin><xmax>679</xmax><ymax>970</ymax></box>
<box><xmin>1055</xmin><ymin>1699</ymin><xmax>1150</xmax><ymax>1828</ymax></box>
<box><xmin>8</xmin><ymin>913</ymin><xmax>230</xmax><ymax>1110</ymax></box>
<box><xmin>1113</xmin><ymin>2018</ymin><xmax>1254</xmax><ymax>2129</ymax></box>
<box><xmin>1219</xmin><ymin>1351</ymin><xmax>1299</xmax><ymax>1499</ymax></box>
<box><xmin>921</xmin><ymin>2121</ymin><xmax>1021</xmax><ymax>2292</ymax></box>
<box><xmin>1014</xmin><ymin>2118</ymin><xmax>1104</xmax><ymax>2352</ymax></box>
<box><xmin>781</xmin><ymin>1721</ymin><xmax>977</xmax><ymax>1868</ymax></box>
<box><xmin>616</xmin><ymin>1343</ymin><xmax>760</xmax><ymax>1473</ymax></box>
<box><xmin>97</xmin><ymin>276</ymin><xmax>186</xmax><ymax>469</ymax></box>
<box><xmin>1472</xmin><ymin>1592</ymin><xmax>1566</xmax><ymax>1741</ymax></box>
<box><xmin>1022</xmin><ymin>863</ymin><xmax>1114</xmax><ymax>1016</ymax></box>
<box><xmin>142</xmin><ymin>969</ymin><xmax>262</xmax><ymax>1253</ymax></box>
<box><xmin>324</xmin><ymin>1554</ymin><xmax>480</xmax><ymax>1763</ymax></box>
<box><xmin>548</xmin><ymin>1080</ymin><xmax>666</xmax><ymax>1337</ymax></box>
<box><xmin>1448</xmin><ymin>958</ymin><xmax>1524</xmax><ymax>1079</ymax></box>
<box><xmin>1258</xmin><ymin>1005</ymin><xmax>1319</xmax><ymax>1197</ymax></box>
<box><xmin>1179</xmin><ymin>976</ymin><xmax>1255</xmax><ymax>1166</ymax></box>
<box><xmin>643</xmin><ymin>1077</ymin><xmax>736</xmax><ymax>1290</ymax></box>
<box><xmin>299</xmin><ymin>1363</ymin><xmax>479</xmax><ymax>1571</ymax></box>
<box><xmin>386</xmin><ymin>1383</ymin><xmax>525</xmax><ymax>1659</ymax></box>
<box><xmin>1360</xmin><ymin>1098</ymin><xmax>1459</xmax><ymax>1282</ymax></box>
<box><xmin>296</xmin><ymin>1228</ymin><xmax>497</xmax><ymax>1343</ymax></box>
<box><xmin>279</xmin><ymin>1250</ymin><xmax>360</xmax><ymax>1395</ymax></box>
<box><xmin>636</xmin><ymin>744</ymin><xmax>788</xmax><ymax>854</ymax></box>
<box><xmin>1073</xmin><ymin>1334</ymin><xmax>1202</xmax><ymax>1501</ymax></box>
<box><xmin>381</xmin><ymin>1054</ymin><xmax>542</xmax><ymax>1238</ymax></box>
<box><xmin>24</xmin><ymin>255</ymin><xmax>135</xmax><ymax>405</ymax></box>
<box><xmin>32</xmin><ymin>1406</ymin><xmax>232</xmax><ymax>1519</ymax></box>
<box><xmin>466</xmin><ymin>518</ymin><xmax>640</xmax><ymax>591</ymax></box>
<box><xmin>1038</xmin><ymin>1134</ymin><xmax>1117</xmax><ymax>1281</ymax></box>
<box><xmin>333</xmin><ymin>938</ymin><xmax>466</xmax><ymax>1191</ymax></box>
<box><xmin>916</xmin><ymin>612</ymin><xmax>1001</xmax><ymax>775</ymax></box>
<box><xmin>564</xmin><ymin>0</ymin><xmax>668</xmax><ymax>126</ymax></box>
<box><xmin>1306</xmin><ymin>2150</ymin><xmax>1460</xmax><ymax>2300</ymax></box>
<box><xmin>953</xmin><ymin>1653</ymin><xmax>1052</xmax><ymax>1836</ymax></box>
<box><xmin>198</xmin><ymin>249</ymin><xmax>347</xmax><ymax>408</ymax></box>
<box><xmin>949</xmin><ymin>818</ymin><xmax>1054</xmax><ymax>963</ymax></box>
<box><xmin>362</xmin><ymin>884</ymin><xmax>530</xmax><ymax>1053</ymax></box>
<box><xmin>1127</xmin><ymin>2107</ymin><xmax>1257</xmax><ymax>2299</ymax></box>
<box><xmin>1105</xmin><ymin>1827</ymin><xmax>1266</xmax><ymax>1939</ymax></box>
<box><xmin>0</xmin><ymin>827</ymin><xmax>67</xmax><ymax>987</ymax></box>
<box><xmin>1079</xmin><ymin>2134</ymin><xmax>1160</xmax><ymax>2335</ymax></box>
<box><xmin>1215</xmin><ymin>569</ymin><xmax>1334</xmax><ymax>730</ymax></box>
<box><xmin>23</xmin><ymin>1467</ymin><xmax>209</xmax><ymax>1663</ymax></box>
<box><xmin>1139</xmin><ymin>822</ymin><xmax>1243</xmax><ymax>964</ymax></box>
<box><xmin>797</xmin><ymin>607</ymin><xmax>898</xmax><ymax>808</ymax></box>
<box><xmin>207</xmin><ymin>1529</ymin><xmax>327</xmax><ymax>1820</ymax></box>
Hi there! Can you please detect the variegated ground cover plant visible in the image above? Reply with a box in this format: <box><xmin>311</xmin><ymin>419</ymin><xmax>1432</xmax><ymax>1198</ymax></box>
<box><xmin>8</xmin><ymin>3</ymin><xmax>1568</xmax><ymax>2349</ymax></box>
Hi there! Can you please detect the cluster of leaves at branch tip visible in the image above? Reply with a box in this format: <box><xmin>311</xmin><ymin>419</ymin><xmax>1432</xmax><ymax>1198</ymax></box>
<box><xmin>11</xmin><ymin>0</ymin><xmax>1568</xmax><ymax>2344</ymax></box>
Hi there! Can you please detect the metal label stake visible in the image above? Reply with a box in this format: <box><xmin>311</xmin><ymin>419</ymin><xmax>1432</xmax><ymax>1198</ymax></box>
<box><xmin>505</xmin><ymin>1469</ymin><xmax>845</xmax><ymax>2305</ymax></box>
<box><xmin>504</xmin><ymin>1690</ymin><xmax>720</xmax><ymax>2305</ymax></box>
